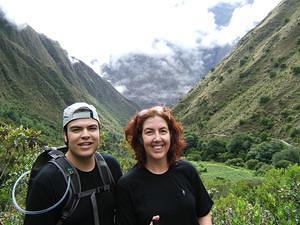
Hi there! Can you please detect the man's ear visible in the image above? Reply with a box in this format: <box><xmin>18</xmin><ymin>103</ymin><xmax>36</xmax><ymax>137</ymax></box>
<box><xmin>64</xmin><ymin>131</ymin><xmax>68</xmax><ymax>144</ymax></box>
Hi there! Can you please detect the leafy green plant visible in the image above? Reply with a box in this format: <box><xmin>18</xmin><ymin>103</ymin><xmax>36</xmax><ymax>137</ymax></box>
<box><xmin>211</xmin><ymin>165</ymin><xmax>300</xmax><ymax>225</ymax></box>
<box><xmin>0</xmin><ymin>124</ymin><xmax>44</xmax><ymax>224</ymax></box>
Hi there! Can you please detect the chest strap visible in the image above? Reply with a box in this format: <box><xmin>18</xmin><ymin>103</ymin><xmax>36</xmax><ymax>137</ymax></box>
<box><xmin>75</xmin><ymin>184</ymin><xmax>112</xmax><ymax>199</ymax></box>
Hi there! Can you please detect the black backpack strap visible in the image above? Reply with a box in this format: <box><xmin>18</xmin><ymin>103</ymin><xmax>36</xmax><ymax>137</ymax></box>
<box><xmin>48</xmin><ymin>152</ymin><xmax>114</xmax><ymax>225</ymax></box>
<box><xmin>48</xmin><ymin>154</ymin><xmax>81</xmax><ymax>225</ymax></box>
<box><xmin>95</xmin><ymin>153</ymin><xmax>115</xmax><ymax>185</ymax></box>
<box><xmin>91</xmin><ymin>192</ymin><xmax>100</xmax><ymax>225</ymax></box>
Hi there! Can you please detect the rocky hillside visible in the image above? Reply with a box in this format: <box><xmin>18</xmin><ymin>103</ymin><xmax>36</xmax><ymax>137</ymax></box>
<box><xmin>173</xmin><ymin>0</ymin><xmax>300</xmax><ymax>145</ymax></box>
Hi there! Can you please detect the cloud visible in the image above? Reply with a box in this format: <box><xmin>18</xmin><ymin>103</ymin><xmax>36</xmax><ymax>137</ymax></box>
<box><xmin>0</xmin><ymin>0</ymin><xmax>281</xmax><ymax>67</ymax></box>
<box><xmin>200</xmin><ymin>0</ymin><xmax>282</xmax><ymax>47</ymax></box>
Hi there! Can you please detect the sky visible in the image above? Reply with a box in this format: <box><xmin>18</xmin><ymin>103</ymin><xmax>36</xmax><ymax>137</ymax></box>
<box><xmin>0</xmin><ymin>0</ymin><xmax>282</xmax><ymax>71</ymax></box>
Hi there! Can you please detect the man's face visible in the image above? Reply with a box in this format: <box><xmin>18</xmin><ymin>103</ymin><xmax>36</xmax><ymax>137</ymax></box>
<box><xmin>64</xmin><ymin>118</ymin><xmax>100</xmax><ymax>159</ymax></box>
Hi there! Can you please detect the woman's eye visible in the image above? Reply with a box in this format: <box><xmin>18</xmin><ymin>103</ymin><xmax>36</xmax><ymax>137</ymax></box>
<box><xmin>144</xmin><ymin>130</ymin><xmax>153</xmax><ymax>135</ymax></box>
<box><xmin>160</xmin><ymin>129</ymin><xmax>168</xmax><ymax>134</ymax></box>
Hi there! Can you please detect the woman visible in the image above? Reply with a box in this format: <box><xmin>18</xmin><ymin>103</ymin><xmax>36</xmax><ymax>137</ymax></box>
<box><xmin>116</xmin><ymin>106</ymin><xmax>213</xmax><ymax>225</ymax></box>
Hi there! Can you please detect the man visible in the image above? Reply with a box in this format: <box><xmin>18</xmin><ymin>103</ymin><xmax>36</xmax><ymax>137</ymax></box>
<box><xmin>24</xmin><ymin>102</ymin><xmax>122</xmax><ymax>225</ymax></box>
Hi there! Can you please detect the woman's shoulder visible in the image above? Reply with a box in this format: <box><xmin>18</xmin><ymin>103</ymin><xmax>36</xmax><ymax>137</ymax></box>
<box><xmin>173</xmin><ymin>159</ymin><xmax>196</xmax><ymax>170</ymax></box>
<box><xmin>172</xmin><ymin>159</ymin><xmax>199</xmax><ymax>176</ymax></box>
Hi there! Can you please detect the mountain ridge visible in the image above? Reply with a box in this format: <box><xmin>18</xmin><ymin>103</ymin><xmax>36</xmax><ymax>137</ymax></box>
<box><xmin>0</xmin><ymin>14</ymin><xmax>139</xmax><ymax>143</ymax></box>
<box><xmin>173</xmin><ymin>0</ymin><xmax>300</xmax><ymax>145</ymax></box>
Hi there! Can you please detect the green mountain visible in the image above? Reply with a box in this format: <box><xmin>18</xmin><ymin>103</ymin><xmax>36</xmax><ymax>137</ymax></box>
<box><xmin>0</xmin><ymin>14</ymin><xmax>139</xmax><ymax>143</ymax></box>
<box><xmin>173</xmin><ymin>0</ymin><xmax>300</xmax><ymax>145</ymax></box>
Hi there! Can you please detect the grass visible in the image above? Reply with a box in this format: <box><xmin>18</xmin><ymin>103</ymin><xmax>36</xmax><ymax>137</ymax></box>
<box><xmin>191</xmin><ymin>161</ymin><xmax>264</xmax><ymax>199</ymax></box>
<box><xmin>192</xmin><ymin>161</ymin><xmax>259</xmax><ymax>182</ymax></box>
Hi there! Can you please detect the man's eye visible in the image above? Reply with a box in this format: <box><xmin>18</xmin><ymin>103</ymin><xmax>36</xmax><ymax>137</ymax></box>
<box><xmin>71</xmin><ymin>129</ymin><xmax>81</xmax><ymax>132</ymax></box>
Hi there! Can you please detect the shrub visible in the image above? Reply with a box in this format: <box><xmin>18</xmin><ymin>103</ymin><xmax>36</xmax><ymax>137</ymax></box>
<box><xmin>245</xmin><ymin>159</ymin><xmax>260</xmax><ymax>170</ymax></box>
<box><xmin>274</xmin><ymin>159</ymin><xmax>292</xmax><ymax>168</ymax></box>
<box><xmin>259</xmin><ymin>96</ymin><xmax>271</xmax><ymax>104</ymax></box>
<box><xmin>187</xmin><ymin>151</ymin><xmax>202</xmax><ymax>161</ymax></box>
<box><xmin>272</xmin><ymin>148</ymin><xmax>300</xmax><ymax>165</ymax></box>
<box><xmin>212</xmin><ymin>165</ymin><xmax>300</xmax><ymax>224</ymax></box>
<box><xmin>225</xmin><ymin>158</ymin><xmax>245</xmax><ymax>167</ymax></box>
<box><xmin>248</xmin><ymin>140</ymin><xmax>286</xmax><ymax>164</ymax></box>
<box><xmin>260</xmin><ymin>117</ymin><xmax>274</xmax><ymax>129</ymax></box>
<box><xmin>239</xmin><ymin>57</ymin><xmax>248</xmax><ymax>66</ymax></box>
<box><xmin>290</xmin><ymin>128</ymin><xmax>300</xmax><ymax>138</ymax></box>
<box><xmin>227</xmin><ymin>133</ymin><xmax>254</xmax><ymax>160</ymax></box>
<box><xmin>291</xmin><ymin>66</ymin><xmax>300</xmax><ymax>76</ymax></box>
<box><xmin>202</xmin><ymin>138</ymin><xmax>226</xmax><ymax>161</ymax></box>
<box><xmin>269</xmin><ymin>71</ymin><xmax>276</xmax><ymax>78</ymax></box>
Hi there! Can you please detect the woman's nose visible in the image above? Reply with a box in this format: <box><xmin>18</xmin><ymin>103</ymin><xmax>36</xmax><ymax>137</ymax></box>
<box><xmin>153</xmin><ymin>132</ymin><xmax>162</xmax><ymax>141</ymax></box>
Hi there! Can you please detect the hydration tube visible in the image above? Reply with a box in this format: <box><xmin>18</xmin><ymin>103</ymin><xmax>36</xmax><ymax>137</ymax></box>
<box><xmin>12</xmin><ymin>170</ymin><xmax>71</xmax><ymax>215</ymax></box>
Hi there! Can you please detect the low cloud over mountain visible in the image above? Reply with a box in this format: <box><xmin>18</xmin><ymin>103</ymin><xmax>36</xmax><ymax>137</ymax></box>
<box><xmin>101</xmin><ymin>41</ymin><xmax>232</xmax><ymax>107</ymax></box>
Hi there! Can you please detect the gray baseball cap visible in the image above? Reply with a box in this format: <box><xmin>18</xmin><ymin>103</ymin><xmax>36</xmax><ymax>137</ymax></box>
<box><xmin>63</xmin><ymin>102</ymin><xmax>100</xmax><ymax>128</ymax></box>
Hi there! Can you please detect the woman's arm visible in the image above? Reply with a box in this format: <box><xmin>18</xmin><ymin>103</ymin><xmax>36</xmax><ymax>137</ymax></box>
<box><xmin>198</xmin><ymin>212</ymin><xmax>212</xmax><ymax>225</ymax></box>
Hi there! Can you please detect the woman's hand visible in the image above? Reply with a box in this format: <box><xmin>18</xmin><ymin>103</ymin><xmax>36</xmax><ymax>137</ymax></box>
<box><xmin>150</xmin><ymin>215</ymin><xmax>160</xmax><ymax>225</ymax></box>
<box><xmin>198</xmin><ymin>212</ymin><xmax>212</xmax><ymax>225</ymax></box>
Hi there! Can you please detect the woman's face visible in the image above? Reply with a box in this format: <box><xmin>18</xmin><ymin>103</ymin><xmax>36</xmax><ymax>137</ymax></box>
<box><xmin>141</xmin><ymin>115</ymin><xmax>171</xmax><ymax>164</ymax></box>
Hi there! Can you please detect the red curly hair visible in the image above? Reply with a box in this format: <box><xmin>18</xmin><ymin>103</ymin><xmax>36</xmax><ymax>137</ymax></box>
<box><xmin>124</xmin><ymin>106</ymin><xmax>186</xmax><ymax>166</ymax></box>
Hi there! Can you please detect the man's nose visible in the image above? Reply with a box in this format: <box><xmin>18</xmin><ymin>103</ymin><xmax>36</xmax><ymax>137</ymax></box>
<box><xmin>81</xmin><ymin>128</ymin><xmax>90</xmax><ymax>137</ymax></box>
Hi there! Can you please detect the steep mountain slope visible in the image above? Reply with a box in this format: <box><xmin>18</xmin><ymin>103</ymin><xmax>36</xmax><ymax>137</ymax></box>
<box><xmin>0</xmin><ymin>14</ymin><xmax>139</xmax><ymax>142</ymax></box>
<box><xmin>173</xmin><ymin>0</ymin><xmax>300</xmax><ymax>145</ymax></box>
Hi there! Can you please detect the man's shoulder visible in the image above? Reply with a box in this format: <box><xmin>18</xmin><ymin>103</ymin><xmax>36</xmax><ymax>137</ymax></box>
<box><xmin>98</xmin><ymin>152</ymin><xmax>119</xmax><ymax>167</ymax></box>
<box><xmin>32</xmin><ymin>162</ymin><xmax>65</xmax><ymax>187</ymax></box>
<box><xmin>97</xmin><ymin>152</ymin><xmax>123</xmax><ymax>181</ymax></box>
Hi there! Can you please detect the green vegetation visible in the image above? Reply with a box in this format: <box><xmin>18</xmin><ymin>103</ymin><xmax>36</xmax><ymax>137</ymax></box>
<box><xmin>189</xmin><ymin>161</ymin><xmax>300</xmax><ymax>224</ymax></box>
<box><xmin>184</xmin><ymin>131</ymin><xmax>300</xmax><ymax>172</ymax></box>
<box><xmin>209</xmin><ymin>165</ymin><xmax>300</xmax><ymax>224</ymax></box>
<box><xmin>0</xmin><ymin>124</ymin><xmax>43</xmax><ymax>224</ymax></box>
<box><xmin>194</xmin><ymin>161</ymin><xmax>257</xmax><ymax>182</ymax></box>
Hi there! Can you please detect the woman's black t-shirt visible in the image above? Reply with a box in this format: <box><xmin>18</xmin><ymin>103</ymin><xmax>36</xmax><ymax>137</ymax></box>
<box><xmin>116</xmin><ymin>160</ymin><xmax>213</xmax><ymax>225</ymax></box>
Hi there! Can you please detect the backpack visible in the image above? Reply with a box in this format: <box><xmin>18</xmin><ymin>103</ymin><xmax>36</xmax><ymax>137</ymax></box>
<box><xmin>12</xmin><ymin>146</ymin><xmax>115</xmax><ymax>225</ymax></box>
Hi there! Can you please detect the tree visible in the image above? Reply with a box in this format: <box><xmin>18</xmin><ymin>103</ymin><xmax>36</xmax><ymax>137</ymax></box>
<box><xmin>202</xmin><ymin>138</ymin><xmax>226</xmax><ymax>161</ymax></box>
<box><xmin>227</xmin><ymin>133</ymin><xmax>254</xmax><ymax>160</ymax></box>
<box><xmin>272</xmin><ymin>147</ymin><xmax>300</xmax><ymax>165</ymax></box>
<box><xmin>247</xmin><ymin>140</ymin><xmax>286</xmax><ymax>164</ymax></box>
